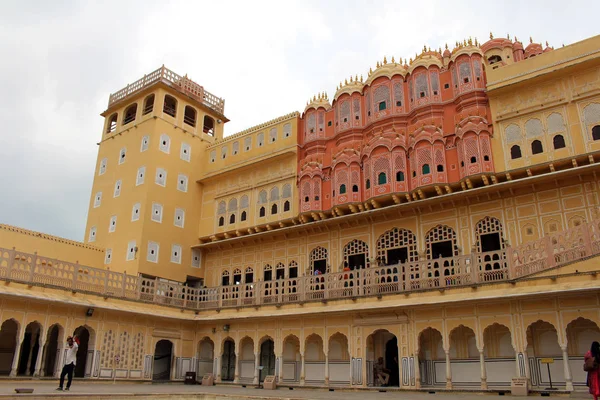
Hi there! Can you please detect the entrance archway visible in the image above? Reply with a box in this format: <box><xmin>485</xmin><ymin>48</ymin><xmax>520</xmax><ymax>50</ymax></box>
<box><xmin>153</xmin><ymin>340</ymin><xmax>173</xmax><ymax>381</ymax></box>
<box><xmin>566</xmin><ymin>317</ymin><xmax>600</xmax><ymax>386</ymax></box>
<box><xmin>18</xmin><ymin>321</ymin><xmax>42</xmax><ymax>376</ymax></box>
<box><xmin>418</xmin><ymin>327</ymin><xmax>444</xmax><ymax>387</ymax></box>
<box><xmin>482</xmin><ymin>323</ymin><xmax>514</xmax><ymax>387</ymax></box>
<box><xmin>328</xmin><ymin>333</ymin><xmax>350</xmax><ymax>385</ymax></box>
<box><xmin>366</xmin><ymin>330</ymin><xmax>399</xmax><ymax>387</ymax></box>
<box><xmin>282</xmin><ymin>335</ymin><xmax>300</xmax><ymax>382</ymax></box>
<box><xmin>73</xmin><ymin>326</ymin><xmax>91</xmax><ymax>378</ymax></box>
<box><xmin>526</xmin><ymin>320</ymin><xmax>562</xmax><ymax>388</ymax></box>
<box><xmin>238</xmin><ymin>337</ymin><xmax>254</xmax><ymax>383</ymax></box>
<box><xmin>259</xmin><ymin>338</ymin><xmax>275</xmax><ymax>382</ymax></box>
<box><xmin>0</xmin><ymin>319</ymin><xmax>19</xmax><ymax>375</ymax></box>
<box><xmin>221</xmin><ymin>339</ymin><xmax>235</xmax><ymax>381</ymax></box>
<box><xmin>448</xmin><ymin>325</ymin><xmax>479</xmax><ymax>387</ymax></box>
<box><xmin>304</xmin><ymin>334</ymin><xmax>325</xmax><ymax>384</ymax></box>
<box><xmin>43</xmin><ymin>324</ymin><xmax>62</xmax><ymax>377</ymax></box>
<box><xmin>197</xmin><ymin>337</ymin><xmax>214</xmax><ymax>377</ymax></box>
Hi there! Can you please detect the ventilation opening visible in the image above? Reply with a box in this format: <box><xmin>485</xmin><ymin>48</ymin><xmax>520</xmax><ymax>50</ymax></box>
<box><xmin>352</xmin><ymin>185</ymin><xmax>359</xmax><ymax>193</ymax></box>
<box><xmin>328</xmin><ymin>121</ymin><xmax>332</xmax><ymax>126</ymax></box>
<box><xmin>593</xmin><ymin>125</ymin><xmax>600</xmax><ymax>141</ymax></box>
<box><xmin>511</xmin><ymin>145</ymin><xmax>522</xmax><ymax>159</ymax></box>
<box><xmin>463</xmin><ymin>77</ymin><xmax>469</xmax><ymax>83</ymax></box>
<box><xmin>396</xmin><ymin>101</ymin><xmax>402</xmax><ymax>107</ymax></box>
<box><xmin>531</xmin><ymin>140</ymin><xmax>543</xmax><ymax>155</ymax></box>
<box><xmin>378</xmin><ymin>102</ymin><xmax>386</xmax><ymax>111</ymax></box>
<box><xmin>106</xmin><ymin>113</ymin><xmax>118</xmax><ymax>133</ymax></box>
<box><xmin>444</xmin><ymin>83</ymin><xmax>449</xmax><ymax>89</ymax></box>
<box><xmin>163</xmin><ymin>95</ymin><xmax>177</xmax><ymax>117</ymax></box>
<box><xmin>481</xmin><ymin>233</ymin><xmax>501</xmax><ymax>253</ymax></box>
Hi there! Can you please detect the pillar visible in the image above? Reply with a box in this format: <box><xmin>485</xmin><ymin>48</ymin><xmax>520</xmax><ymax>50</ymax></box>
<box><xmin>561</xmin><ymin>347</ymin><xmax>574</xmax><ymax>391</ymax></box>
<box><xmin>300</xmin><ymin>353</ymin><xmax>305</xmax><ymax>385</ymax></box>
<box><xmin>215</xmin><ymin>353</ymin><xmax>222</xmax><ymax>383</ymax></box>
<box><xmin>414</xmin><ymin>356</ymin><xmax>421</xmax><ymax>389</ymax></box>
<box><xmin>33</xmin><ymin>332</ymin><xmax>47</xmax><ymax>377</ymax></box>
<box><xmin>277</xmin><ymin>355</ymin><xmax>283</xmax><ymax>382</ymax></box>
<box><xmin>324</xmin><ymin>354</ymin><xmax>329</xmax><ymax>385</ymax></box>
<box><xmin>233</xmin><ymin>352</ymin><xmax>240</xmax><ymax>383</ymax></box>
<box><xmin>445</xmin><ymin>351</ymin><xmax>452</xmax><ymax>389</ymax></box>
<box><xmin>479</xmin><ymin>351</ymin><xmax>487</xmax><ymax>390</ymax></box>
<box><xmin>10</xmin><ymin>328</ymin><xmax>25</xmax><ymax>377</ymax></box>
<box><xmin>253</xmin><ymin>352</ymin><xmax>259</xmax><ymax>385</ymax></box>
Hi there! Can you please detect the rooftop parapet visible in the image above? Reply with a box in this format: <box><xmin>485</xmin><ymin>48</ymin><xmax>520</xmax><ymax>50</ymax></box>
<box><xmin>107</xmin><ymin>65</ymin><xmax>225</xmax><ymax>116</ymax></box>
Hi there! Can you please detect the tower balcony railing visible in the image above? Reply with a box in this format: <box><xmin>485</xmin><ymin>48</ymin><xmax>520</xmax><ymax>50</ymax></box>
<box><xmin>108</xmin><ymin>66</ymin><xmax>225</xmax><ymax>115</ymax></box>
<box><xmin>1</xmin><ymin>218</ymin><xmax>600</xmax><ymax>311</ymax></box>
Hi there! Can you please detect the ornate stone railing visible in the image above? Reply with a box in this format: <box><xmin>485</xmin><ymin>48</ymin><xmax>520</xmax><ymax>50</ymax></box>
<box><xmin>108</xmin><ymin>66</ymin><xmax>225</xmax><ymax>115</ymax></box>
<box><xmin>1</xmin><ymin>219</ymin><xmax>600</xmax><ymax>310</ymax></box>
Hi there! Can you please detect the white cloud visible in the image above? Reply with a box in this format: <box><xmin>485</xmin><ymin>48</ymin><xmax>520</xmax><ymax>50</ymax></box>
<box><xmin>1</xmin><ymin>0</ymin><xmax>599</xmax><ymax>240</ymax></box>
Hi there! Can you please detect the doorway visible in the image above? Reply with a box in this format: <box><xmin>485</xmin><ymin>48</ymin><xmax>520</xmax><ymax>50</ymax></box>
<box><xmin>385</xmin><ymin>337</ymin><xmax>399</xmax><ymax>387</ymax></box>
<box><xmin>73</xmin><ymin>327</ymin><xmax>90</xmax><ymax>378</ymax></box>
<box><xmin>431</xmin><ymin>241</ymin><xmax>453</xmax><ymax>259</ymax></box>
<box><xmin>153</xmin><ymin>340</ymin><xmax>173</xmax><ymax>381</ymax></box>
<box><xmin>43</xmin><ymin>325</ymin><xmax>60</xmax><ymax>377</ymax></box>
<box><xmin>386</xmin><ymin>247</ymin><xmax>408</xmax><ymax>265</ymax></box>
<box><xmin>259</xmin><ymin>340</ymin><xmax>275</xmax><ymax>382</ymax></box>
<box><xmin>221</xmin><ymin>340</ymin><xmax>235</xmax><ymax>381</ymax></box>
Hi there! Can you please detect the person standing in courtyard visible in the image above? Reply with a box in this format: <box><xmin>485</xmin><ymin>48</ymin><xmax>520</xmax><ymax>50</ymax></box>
<box><xmin>57</xmin><ymin>336</ymin><xmax>79</xmax><ymax>391</ymax></box>
<box><xmin>585</xmin><ymin>341</ymin><xmax>600</xmax><ymax>400</ymax></box>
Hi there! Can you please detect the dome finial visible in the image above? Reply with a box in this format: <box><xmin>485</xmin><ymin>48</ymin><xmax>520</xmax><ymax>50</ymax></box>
<box><xmin>344</xmin><ymin>78</ymin><xmax>348</xmax><ymax>85</ymax></box>
<box><xmin>507</xmin><ymin>33</ymin><xmax>510</xmax><ymax>40</ymax></box>
<box><xmin>360</xmin><ymin>75</ymin><xmax>363</xmax><ymax>82</ymax></box>
<box><xmin>490</xmin><ymin>32</ymin><xmax>493</xmax><ymax>39</ymax></box>
<box><xmin>546</xmin><ymin>40</ymin><xmax>549</xmax><ymax>47</ymax></box>
<box><xmin>383</xmin><ymin>56</ymin><xmax>387</xmax><ymax>64</ymax></box>
<box><xmin>391</xmin><ymin>55</ymin><xmax>395</xmax><ymax>63</ymax></box>
<box><xmin>445</xmin><ymin>43</ymin><xmax>448</xmax><ymax>50</ymax></box>
<box><xmin>530</xmin><ymin>36</ymin><xmax>533</xmax><ymax>44</ymax></box>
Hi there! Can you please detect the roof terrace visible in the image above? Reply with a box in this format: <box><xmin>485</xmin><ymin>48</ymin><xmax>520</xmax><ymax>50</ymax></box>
<box><xmin>108</xmin><ymin>65</ymin><xmax>225</xmax><ymax>116</ymax></box>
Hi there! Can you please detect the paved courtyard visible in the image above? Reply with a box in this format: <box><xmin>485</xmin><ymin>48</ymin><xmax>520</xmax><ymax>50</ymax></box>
<box><xmin>0</xmin><ymin>381</ymin><xmax>590</xmax><ymax>399</ymax></box>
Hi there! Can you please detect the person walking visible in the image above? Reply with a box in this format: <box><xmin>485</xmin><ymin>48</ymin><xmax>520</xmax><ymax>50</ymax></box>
<box><xmin>57</xmin><ymin>336</ymin><xmax>79</xmax><ymax>391</ymax></box>
<box><xmin>585</xmin><ymin>341</ymin><xmax>600</xmax><ymax>400</ymax></box>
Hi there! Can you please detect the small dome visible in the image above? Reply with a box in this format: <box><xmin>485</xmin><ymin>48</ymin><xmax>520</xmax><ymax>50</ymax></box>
<box><xmin>524</xmin><ymin>40</ymin><xmax>543</xmax><ymax>58</ymax></box>
<box><xmin>513</xmin><ymin>40</ymin><xmax>524</xmax><ymax>51</ymax></box>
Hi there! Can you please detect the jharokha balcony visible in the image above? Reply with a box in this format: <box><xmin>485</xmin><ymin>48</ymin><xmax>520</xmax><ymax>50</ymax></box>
<box><xmin>1</xmin><ymin>218</ymin><xmax>599</xmax><ymax>311</ymax></box>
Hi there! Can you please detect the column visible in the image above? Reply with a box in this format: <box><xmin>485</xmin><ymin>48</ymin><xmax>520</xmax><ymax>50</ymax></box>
<box><xmin>324</xmin><ymin>354</ymin><xmax>329</xmax><ymax>385</ymax></box>
<box><xmin>561</xmin><ymin>347</ymin><xmax>574</xmax><ymax>391</ymax></box>
<box><xmin>522</xmin><ymin>349</ymin><xmax>531</xmax><ymax>385</ymax></box>
<box><xmin>33</xmin><ymin>333</ymin><xmax>47</xmax><ymax>377</ymax></box>
<box><xmin>479</xmin><ymin>351</ymin><xmax>487</xmax><ymax>390</ymax></box>
<box><xmin>10</xmin><ymin>329</ymin><xmax>25</xmax><ymax>377</ymax></box>
<box><xmin>414</xmin><ymin>357</ymin><xmax>421</xmax><ymax>389</ymax></box>
<box><xmin>233</xmin><ymin>352</ymin><xmax>240</xmax><ymax>383</ymax></box>
<box><xmin>277</xmin><ymin>356</ymin><xmax>283</xmax><ymax>382</ymax></box>
<box><xmin>253</xmin><ymin>352</ymin><xmax>259</xmax><ymax>385</ymax></box>
<box><xmin>215</xmin><ymin>354</ymin><xmax>222</xmax><ymax>383</ymax></box>
<box><xmin>445</xmin><ymin>351</ymin><xmax>452</xmax><ymax>389</ymax></box>
<box><xmin>300</xmin><ymin>353</ymin><xmax>305</xmax><ymax>385</ymax></box>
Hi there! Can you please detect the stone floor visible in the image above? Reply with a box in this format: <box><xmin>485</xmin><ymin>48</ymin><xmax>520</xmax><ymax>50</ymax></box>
<box><xmin>0</xmin><ymin>381</ymin><xmax>587</xmax><ymax>399</ymax></box>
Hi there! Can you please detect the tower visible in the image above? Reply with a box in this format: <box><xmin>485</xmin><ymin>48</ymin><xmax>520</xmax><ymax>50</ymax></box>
<box><xmin>84</xmin><ymin>66</ymin><xmax>228</xmax><ymax>284</ymax></box>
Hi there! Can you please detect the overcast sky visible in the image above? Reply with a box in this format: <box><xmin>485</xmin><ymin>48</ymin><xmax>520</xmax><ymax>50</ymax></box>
<box><xmin>0</xmin><ymin>0</ymin><xmax>599</xmax><ymax>241</ymax></box>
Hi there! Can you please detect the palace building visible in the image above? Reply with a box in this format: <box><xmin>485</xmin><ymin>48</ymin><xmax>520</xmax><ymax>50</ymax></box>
<box><xmin>1</xmin><ymin>33</ymin><xmax>600</xmax><ymax>393</ymax></box>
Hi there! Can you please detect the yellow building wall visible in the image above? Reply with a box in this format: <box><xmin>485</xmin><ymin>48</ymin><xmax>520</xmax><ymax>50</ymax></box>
<box><xmin>203</xmin><ymin>178</ymin><xmax>599</xmax><ymax>287</ymax></box>
<box><xmin>487</xmin><ymin>35</ymin><xmax>600</xmax><ymax>173</ymax></box>
<box><xmin>0</xmin><ymin>224</ymin><xmax>104</xmax><ymax>268</ymax></box>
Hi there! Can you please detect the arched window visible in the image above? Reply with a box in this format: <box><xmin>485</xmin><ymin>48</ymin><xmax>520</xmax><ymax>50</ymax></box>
<box><xmin>123</xmin><ymin>103</ymin><xmax>137</xmax><ymax>125</ymax></box>
<box><xmin>229</xmin><ymin>214</ymin><xmax>235</xmax><ymax>224</ymax></box>
<box><xmin>271</xmin><ymin>204</ymin><xmax>278</xmax><ymax>214</ymax></box>
<box><xmin>304</xmin><ymin>196</ymin><xmax>309</xmax><ymax>202</ymax></box>
<box><xmin>593</xmin><ymin>125</ymin><xmax>600</xmax><ymax>141</ymax></box>
<box><xmin>283</xmin><ymin>201</ymin><xmax>290</xmax><ymax>212</ymax></box>
<box><xmin>218</xmin><ymin>216</ymin><xmax>224</xmax><ymax>227</ymax></box>
<box><xmin>184</xmin><ymin>106</ymin><xmax>197</xmax><ymax>127</ymax></box>
<box><xmin>396</xmin><ymin>171</ymin><xmax>404</xmax><ymax>182</ymax></box>
<box><xmin>339</xmin><ymin>184</ymin><xmax>347</xmax><ymax>194</ymax></box>
<box><xmin>422</xmin><ymin>164</ymin><xmax>430</xmax><ymax>174</ymax></box>
<box><xmin>352</xmin><ymin>184</ymin><xmax>358</xmax><ymax>193</ymax></box>
<box><xmin>163</xmin><ymin>95</ymin><xmax>177</xmax><ymax>117</ymax></box>
<box><xmin>378</xmin><ymin>101</ymin><xmax>386</xmax><ymax>111</ymax></box>
<box><xmin>553</xmin><ymin>135</ymin><xmax>566</xmax><ymax>149</ymax></box>
<box><xmin>241</xmin><ymin>211</ymin><xmax>247</xmax><ymax>221</ymax></box>
<box><xmin>366</xmin><ymin>179</ymin><xmax>371</xmax><ymax>189</ymax></box>
<box><xmin>378</xmin><ymin>172</ymin><xmax>387</xmax><ymax>185</ymax></box>
<box><xmin>259</xmin><ymin>207</ymin><xmax>266</xmax><ymax>217</ymax></box>
<box><xmin>511</xmin><ymin>145</ymin><xmax>522</xmax><ymax>159</ymax></box>
<box><xmin>436</xmin><ymin>165</ymin><xmax>444</xmax><ymax>172</ymax></box>
<box><xmin>143</xmin><ymin>94</ymin><xmax>154</xmax><ymax>115</ymax></box>
<box><xmin>106</xmin><ymin>113</ymin><xmax>118</xmax><ymax>133</ymax></box>
<box><xmin>203</xmin><ymin>116</ymin><xmax>215</xmax><ymax>136</ymax></box>
<box><xmin>470</xmin><ymin>156</ymin><xmax>477</xmax><ymax>163</ymax></box>
<box><xmin>488</xmin><ymin>55</ymin><xmax>502</xmax><ymax>65</ymax></box>
<box><xmin>531</xmin><ymin>140</ymin><xmax>543</xmax><ymax>154</ymax></box>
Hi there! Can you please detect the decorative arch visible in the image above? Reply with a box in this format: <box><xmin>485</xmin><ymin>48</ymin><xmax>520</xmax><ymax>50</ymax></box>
<box><xmin>343</xmin><ymin>239</ymin><xmax>370</xmax><ymax>269</ymax></box>
<box><xmin>376</xmin><ymin>228</ymin><xmax>418</xmax><ymax>265</ymax></box>
<box><xmin>309</xmin><ymin>246</ymin><xmax>328</xmax><ymax>274</ymax></box>
<box><xmin>425</xmin><ymin>225</ymin><xmax>458</xmax><ymax>259</ymax></box>
<box><xmin>475</xmin><ymin>216</ymin><xmax>506</xmax><ymax>253</ymax></box>
<box><xmin>448</xmin><ymin>324</ymin><xmax>478</xmax><ymax>359</ymax></box>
